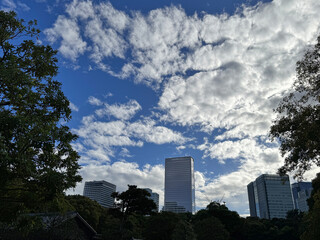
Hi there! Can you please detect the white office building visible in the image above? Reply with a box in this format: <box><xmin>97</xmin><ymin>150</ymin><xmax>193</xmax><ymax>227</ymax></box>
<box><xmin>143</xmin><ymin>188</ymin><xmax>160</xmax><ymax>212</ymax></box>
<box><xmin>247</xmin><ymin>174</ymin><xmax>294</xmax><ymax>219</ymax></box>
<box><xmin>164</xmin><ymin>156</ymin><xmax>195</xmax><ymax>213</ymax></box>
<box><xmin>83</xmin><ymin>180</ymin><xmax>116</xmax><ymax>208</ymax></box>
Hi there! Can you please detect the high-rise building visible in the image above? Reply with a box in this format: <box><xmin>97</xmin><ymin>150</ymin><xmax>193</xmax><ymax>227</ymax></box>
<box><xmin>143</xmin><ymin>188</ymin><xmax>160</xmax><ymax>212</ymax></box>
<box><xmin>247</xmin><ymin>174</ymin><xmax>294</xmax><ymax>219</ymax></box>
<box><xmin>164</xmin><ymin>156</ymin><xmax>195</xmax><ymax>213</ymax></box>
<box><xmin>291</xmin><ymin>182</ymin><xmax>313</xmax><ymax>212</ymax></box>
<box><xmin>83</xmin><ymin>180</ymin><xmax>116</xmax><ymax>208</ymax></box>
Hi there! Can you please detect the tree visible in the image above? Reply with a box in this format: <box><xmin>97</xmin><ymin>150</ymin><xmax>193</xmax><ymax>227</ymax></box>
<box><xmin>307</xmin><ymin>172</ymin><xmax>320</xmax><ymax>210</ymax></box>
<box><xmin>66</xmin><ymin>195</ymin><xmax>106</xmax><ymax>230</ymax></box>
<box><xmin>0</xmin><ymin>11</ymin><xmax>81</xmax><ymax>222</ymax></box>
<box><xmin>270</xmin><ymin>35</ymin><xmax>320</xmax><ymax>178</ymax></box>
<box><xmin>144</xmin><ymin>212</ymin><xmax>180</xmax><ymax>240</ymax></box>
<box><xmin>112</xmin><ymin>185</ymin><xmax>156</xmax><ymax>216</ymax></box>
<box><xmin>194</xmin><ymin>217</ymin><xmax>230</xmax><ymax>240</ymax></box>
<box><xmin>111</xmin><ymin>185</ymin><xmax>156</xmax><ymax>239</ymax></box>
<box><xmin>171</xmin><ymin>219</ymin><xmax>196</xmax><ymax>240</ymax></box>
<box><xmin>205</xmin><ymin>201</ymin><xmax>243</xmax><ymax>239</ymax></box>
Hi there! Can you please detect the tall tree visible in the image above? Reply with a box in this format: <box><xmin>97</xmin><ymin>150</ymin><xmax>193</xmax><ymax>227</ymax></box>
<box><xmin>270</xmin><ymin>35</ymin><xmax>320</xmax><ymax>178</ymax></box>
<box><xmin>112</xmin><ymin>185</ymin><xmax>156</xmax><ymax>216</ymax></box>
<box><xmin>0</xmin><ymin>11</ymin><xmax>81</xmax><ymax>222</ymax></box>
<box><xmin>112</xmin><ymin>185</ymin><xmax>156</xmax><ymax>239</ymax></box>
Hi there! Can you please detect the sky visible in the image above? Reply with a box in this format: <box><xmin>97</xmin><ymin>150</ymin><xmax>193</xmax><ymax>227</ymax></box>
<box><xmin>2</xmin><ymin>0</ymin><xmax>320</xmax><ymax>216</ymax></box>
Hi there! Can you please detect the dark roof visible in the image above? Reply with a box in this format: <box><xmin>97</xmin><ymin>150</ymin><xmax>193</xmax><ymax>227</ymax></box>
<box><xmin>26</xmin><ymin>211</ymin><xmax>97</xmax><ymax>235</ymax></box>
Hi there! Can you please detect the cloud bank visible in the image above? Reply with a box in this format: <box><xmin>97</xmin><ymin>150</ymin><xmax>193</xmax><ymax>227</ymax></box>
<box><xmin>47</xmin><ymin>0</ymin><xmax>320</xmax><ymax>214</ymax></box>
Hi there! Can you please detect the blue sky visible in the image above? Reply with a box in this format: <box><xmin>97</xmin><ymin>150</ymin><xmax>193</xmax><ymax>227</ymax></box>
<box><xmin>3</xmin><ymin>0</ymin><xmax>320</xmax><ymax>215</ymax></box>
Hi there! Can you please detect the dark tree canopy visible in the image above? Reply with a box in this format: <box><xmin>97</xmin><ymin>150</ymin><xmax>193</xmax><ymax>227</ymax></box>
<box><xmin>0</xmin><ymin>11</ymin><xmax>81</xmax><ymax>221</ymax></box>
<box><xmin>112</xmin><ymin>185</ymin><xmax>157</xmax><ymax>216</ymax></box>
<box><xmin>270</xmin><ymin>35</ymin><xmax>320</xmax><ymax>178</ymax></box>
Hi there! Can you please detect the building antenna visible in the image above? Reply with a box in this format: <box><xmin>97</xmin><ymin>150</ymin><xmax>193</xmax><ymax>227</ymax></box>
<box><xmin>218</xmin><ymin>193</ymin><xmax>225</xmax><ymax>205</ymax></box>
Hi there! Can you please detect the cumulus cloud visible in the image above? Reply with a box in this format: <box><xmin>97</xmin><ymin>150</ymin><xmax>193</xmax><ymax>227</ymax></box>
<box><xmin>73</xmin><ymin>97</ymin><xmax>189</xmax><ymax>164</ymax></box>
<box><xmin>67</xmin><ymin>162</ymin><xmax>165</xmax><ymax>206</ymax></box>
<box><xmin>49</xmin><ymin>0</ymin><xmax>320</xmax><ymax>214</ymax></box>
<box><xmin>45</xmin><ymin>16</ymin><xmax>87</xmax><ymax>61</ymax></box>
<box><xmin>95</xmin><ymin>99</ymin><xmax>142</xmax><ymax>120</ymax></box>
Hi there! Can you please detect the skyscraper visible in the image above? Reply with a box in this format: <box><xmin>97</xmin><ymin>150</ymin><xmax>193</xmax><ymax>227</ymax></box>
<box><xmin>247</xmin><ymin>174</ymin><xmax>294</xmax><ymax>219</ymax></box>
<box><xmin>164</xmin><ymin>156</ymin><xmax>195</xmax><ymax>213</ymax></box>
<box><xmin>83</xmin><ymin>180</ymin><xmax>116</xmax><ymax>208</ymax></box>
<box><xmin>291</xmin><ymin>182</ymin><xmax>313</xmax><ymax>212</ymax></box>
<box><xmin>143</xmin><ymin>188</ymin><xmax>160</xmax><ymax>212</ymax></box>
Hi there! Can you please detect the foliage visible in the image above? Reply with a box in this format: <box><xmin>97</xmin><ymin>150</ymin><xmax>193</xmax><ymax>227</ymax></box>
<box><xmin>270</xmin><ymin>35</ymin><xmax>320</xmax><ymax>178</ymax></box>
<box><xmin>172</xmin><ymin>220</ymin><xmax>196</xmax><ymax>240</ymax></box>
<box><xmin>194</xmin><ymin>217</ymin><xmax>229</xmax><ymax>240</ymax></box>
<box><xmin>301</xmin><ymin>173</ymin><xmax>320</xmax><ymax>240</ymax></box>
<box><xmin>307</xmin><ymin>172</ymin><xmax>320</xmax><ymax>210</ymax></box>
<box><xmin>111</xmin><ymin>185</ymin><xmax>156</xmax><ymax>239</ymax></box>
<box><xmin>112</xmin><ymin>185</ymin><xmax>157</xmax><ymax>216</ymax></box>
<box><xmin>144</xmin><ymin>212</ymin><xmax>181</xmax><ymax>240</ymax></box>
<box><xmin>301</xmin><ymin>191</ymin><xmax>320</xmax><ymax>240</ymax></box>
<box><xmin>0</xmin><ymin>10</ymin><xmax>81</xmax><ymax>223</ymax></box>
<box><xmin>202</xmin><ymin>202</ymin><xmax>243</xmax><ymax>238</ymax></box>
<box><xmin>66</xmin><ymin>195</ymin><xmax>106</xmax><ymax>230</ymax></box>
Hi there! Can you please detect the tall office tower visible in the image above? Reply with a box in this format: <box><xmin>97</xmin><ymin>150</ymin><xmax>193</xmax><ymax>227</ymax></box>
<box><xmin>247</xmin><ymin>174</ymin><xmax>294</xmax><ymax>219</ymax></box>
<box><xmin>143</xmin><ymin>188</ymin><xmax>160</xmax><ymax>212</ymax></box>
<box><xmin>291</xmin><ymin>182</ymin><xmax>313</xmax><ymax>212</ymax></box>
<box><xmin>83</xmin><ymin>180</ymin><xmax>116</xmax><ymax>208</ymax></box>
<box><xmin>164</xmin><ymin>156</ymin><xmax>195</xmax><ymax>213</ymax></box>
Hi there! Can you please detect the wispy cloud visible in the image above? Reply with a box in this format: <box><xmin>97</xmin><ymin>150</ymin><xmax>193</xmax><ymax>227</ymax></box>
<box><xmin>69</xmin><ymin>102</ymin><xmax>79</xmax><ymax>112</ymax></box>
<box><xmin>95</xmin><ymin>99</ymin><xmax>141</xmax><ymax>120</ymax></box>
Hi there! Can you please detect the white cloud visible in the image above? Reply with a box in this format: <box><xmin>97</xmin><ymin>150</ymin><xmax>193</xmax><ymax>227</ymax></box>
<box><xmin>1</xmin><ymin>0</ymin><xmax>16</xmax><ymax>10</ymax></box>
<box><xmin>88</xmin><ymin>96</ymin><xmax>103</xmax><ymax>106</ymax></box>
<box><xmin>50</xmin><ymin>0</ymin><xmax>320</xmax><ymax>214</ymax></box>
<box><xmin>126</xmin><ymin>118</ymin><xmax>188</xmax><ymax>145</ymax></box>
<box><xmin>66</xmin><ymin>0</ymin><xmax>95</xmax><ymax>20</ymax></box>
<box><xmin>73</xmin><ymin>97</ymin><xmax>189</xmax><ymax>164</ymax></box>
<box><xmin>67</xmin><ymin>162</ymin><xmax>165</xmax><ymax>206</ymax></box>
<box><xmin>17</xmin><ymin>1</ymin><xmax>29</xmax><ymax>11</ymax></box>
<box><xmin>45</xmin><ymin>16</ymin><xmax>87</xmax><ymax>61</ymax></box>
<box><xmin>97</xmin><ymin>2</ymin><xmax>129</xmax><ymax>33</ymax></box>
<box><xmin>95</xmin><ymin>99</ymin><xmax>141</xmax><ymax>120</ymax></box>
<box><xmin>85</xmin><ymin>17</ymin><xmax>128</xmax><ymax>63</ymax></box>
<box><xmin>69</xmin><ymin>102</ymin><xmax>79</xmax><ymax>112</ymax></box>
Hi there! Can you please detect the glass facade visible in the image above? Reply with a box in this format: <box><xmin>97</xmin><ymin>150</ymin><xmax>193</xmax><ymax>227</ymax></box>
<box><xmin>164</xmin><ymin>156</ymin><xmax>195</xmax><ymax>213</ymax></box>
<box><xmin>83</xmin><ymin>180</ymin><xmax>116</xmax><ymax>208</ymax></box>
<box><xmin>291</xmin><ymin>182</ymin><xmax>312</xmax><ymax>212</ymax></box>
<box><xmin>247</xmin><ymin>174</ymin><xmax>294</xmax><ymax>219</ymax></box>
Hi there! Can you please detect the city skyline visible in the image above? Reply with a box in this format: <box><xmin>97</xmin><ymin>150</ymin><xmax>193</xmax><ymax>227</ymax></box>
<box><xmin>5</xmin><ymin>0</ymin><xmax>320</xmax><ymax>216</ymax></box>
